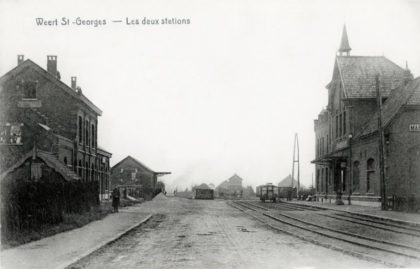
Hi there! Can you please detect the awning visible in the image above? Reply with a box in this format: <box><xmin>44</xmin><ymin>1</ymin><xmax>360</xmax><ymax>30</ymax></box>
<box><xmin>311</xmin><ymin>152</ymin><xmax>348</xmax><ymax>165</ymax></box>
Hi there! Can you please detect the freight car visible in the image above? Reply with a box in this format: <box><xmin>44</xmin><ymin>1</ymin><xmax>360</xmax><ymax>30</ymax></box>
<box><xmin>194</xmin><ymin>188</ymin><xmax>214</xmax><ymax>200</ymax></box>
<box><xmin>256</xmin><ymin>183</ymin><xmax>279</xmax><ymax>202</ymax></box>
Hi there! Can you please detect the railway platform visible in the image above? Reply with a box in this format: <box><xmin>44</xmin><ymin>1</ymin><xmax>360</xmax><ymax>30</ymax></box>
<box><xmin>285</xmin><ymin>200</ymin><xmax>420</xmax><ymax>226</ymax></box>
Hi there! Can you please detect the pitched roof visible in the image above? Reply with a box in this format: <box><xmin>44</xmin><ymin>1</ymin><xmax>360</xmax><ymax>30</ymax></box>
<box><xmin>194</xmin><ymin>183</ymin><xmax>211</xmax><ymax>190</ymax></box>
<box><xmin>227</xmin><ymin>174</ymin><xmax>243</xmax><ymax>183</ymax></box>
<box><xmin>111</xmin><ymin>155</ymin><xmax>155</xmax><ymax>173</ymax></box>
<box><xmin>356</xmin><ymin>77</ymin><xmax>420</xmax><ymax>138</ymax></box>
<box><xmin>0</xmin><ymin>148</ymin><xmax>80</xmax><ymax>181</ymax></box>
<box><xmin>407</xmin><ymin>79</ymin><xmax>420</xmax><ymax>105</ymax></box>
<box><xmin>111</xmin><ymin>155</ymin><xmax>170</xmax><ymax>176</ymax></box>
<box><xmin>97</xmin><ymin>146</ymin><xmax>113</xmax><ymax>157</ymax></box>
<box><xmin>334</xmin><ymin>56</ymin><xmax>406</xmax><ymax>98</ymax></box>
<box><xmin>278</xmin><ymin>174</ymin><xmax>299</xmax><ymax>187</ymax></box>
<box><xmin>0</xmin><ymin>59</ymin><xmax>102</xmax><ymax>115</ymax></box>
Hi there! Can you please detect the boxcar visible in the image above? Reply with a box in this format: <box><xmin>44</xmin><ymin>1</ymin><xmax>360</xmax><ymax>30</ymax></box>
<box><xmin>256</xmin><ymin>183</ymin><xmax>279</xmax><ymax>202</ymax></box>
<box><xmin>278</xmin><ymin>186</ymin><xmax>295</xmax><ymax>200</ymax></box>
<box><xmin>194</xmin><ymin>189</ymin><xmax>214</xmax><ymax>200</ymax></box>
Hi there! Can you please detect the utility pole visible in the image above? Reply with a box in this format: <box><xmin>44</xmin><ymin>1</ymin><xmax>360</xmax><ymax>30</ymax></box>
<box><xmin>376</xmin><ymin>74</ymin><xmax>387</xmax><ymax>210</ymax></box>
<box><xmin>291</xmin><ymin>133</ymin><xmax>300</xmax><ymax>199</ymax></box>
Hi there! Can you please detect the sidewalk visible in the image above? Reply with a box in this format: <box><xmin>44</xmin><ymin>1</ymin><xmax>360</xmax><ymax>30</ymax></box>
<box><xmin>0</xmin><ymin>205</ymin><xmax>152</xmax><ymax>269</ymax></box>
<box><xmin>285</xmin><ymin>200</ymin><xmax>420</xmax><ymax>226</ymax></box>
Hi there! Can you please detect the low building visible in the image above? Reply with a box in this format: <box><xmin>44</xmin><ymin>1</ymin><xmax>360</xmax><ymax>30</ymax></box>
<box><xmin>215</xmin><ymin>174</ymin><xmax>244</xmax><ymax>198</ymax></box>
<box><xmin>110</xmin><ymin>155</ymin><xmax>170</xmax><ymax>200</ymax></box>
<box><xmin>192</xmin><ymin>183</ymin><xmax>214</xmax><ymax>200</ymax></box>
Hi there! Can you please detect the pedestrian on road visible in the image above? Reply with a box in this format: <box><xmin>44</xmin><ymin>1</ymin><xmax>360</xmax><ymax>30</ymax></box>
<box><xmin>112</xmin><ymin>187</ymin><xmax>120</xmax><ymax>213</ymax></box>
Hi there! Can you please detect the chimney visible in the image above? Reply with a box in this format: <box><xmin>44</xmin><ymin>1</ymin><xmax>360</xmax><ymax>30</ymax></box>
<box><xmin>47</xmin><ymin>55</ymin><xmax>58</xmax><ymax>77</ymax></box>
<box><xmin>17</xmin><ymin>55</ymin><xmax>24</xmax><ymax>65</ymax></box>
<box><xmin>71</xmin><ymin>76</ymin><xmax>77</xmax><ymax>90</ymax></box>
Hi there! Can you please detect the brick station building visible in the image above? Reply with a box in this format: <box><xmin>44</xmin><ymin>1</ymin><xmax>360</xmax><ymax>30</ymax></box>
<box><xmin>110</xmin><ymin>155</ymin><xmax>170</xmax><ymax>200</ymax></box>
<box><xmin>0</xmin><ymin>55</ymin><xmax>112</xmax><ymax>200</ymax></box>
<box><xmin>312</xmin><ymin>26</ymin><xmax>420</xmax><ymax>209</ymax></box>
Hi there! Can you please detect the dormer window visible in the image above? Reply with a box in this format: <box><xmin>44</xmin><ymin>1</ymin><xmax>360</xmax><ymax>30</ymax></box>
<box><xmin>23</xmin><ymin>81</ymin><xmax>37</xmax><ymax>99</ymax></box>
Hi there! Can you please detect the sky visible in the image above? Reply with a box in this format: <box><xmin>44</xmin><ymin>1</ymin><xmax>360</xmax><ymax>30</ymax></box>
<box><xmin>1</xmin><ymin>0</ymin><xmax>419</xmax><ymax>191</ymax></box>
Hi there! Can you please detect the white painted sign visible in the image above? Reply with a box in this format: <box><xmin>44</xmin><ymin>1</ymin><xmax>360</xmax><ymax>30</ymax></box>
<box><xmin>335</xmin><ymin>139</ymin><xmax>348</xmax><ymax>150</ymax></box>
<box><xmin>409</xmin><ymin>124</ymin><xmax>420</xmax><ymax>132</ymax></box>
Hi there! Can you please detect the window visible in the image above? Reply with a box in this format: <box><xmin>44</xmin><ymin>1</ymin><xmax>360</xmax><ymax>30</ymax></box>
<box><xmin>316</xmin><ymin>138</ymin><xmax>318</xmax><ymax>157</ymax></box>
<box><xmin>366</xmin><ymin>158</ymin><xmax>375</xmax><ymax>193</ymax></box>
<box><xmin>64</xmin><ymin>157</ymin><xmax>68</xmax><ymax>166</ymax></box>
<box><xmin>0</xmin><ymin>123</ymin><xmax>23</xmax><ymax>144</ymax></box>
<box><xmin>23</xmin><ymin>81</ymin><xmax>37</xmax><ymax>99</ymax></box>
<box><xmin>91</xmin><ymin>124</ymin><xmax>95</xmax><ymax>148</ymax></box>
<box><xmin>85</xmin><ymin>120</ymin><xmax>89</xmax><ymax>146</ymax></box>
<box><xmin>78</xmin><ymin>116</ymin><xmax>83</xmax><ymax>143</ymax></box>
<box><xmin>31</xmin><ymin>162</ymin><xmax>42</xmax><ymax>180</ymax></box>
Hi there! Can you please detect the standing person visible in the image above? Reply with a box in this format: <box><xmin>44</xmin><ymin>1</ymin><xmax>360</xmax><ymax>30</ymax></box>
<box><xmin>112</xmin><ymin>187</ymin><xmax>120</xmax><ymax>213</ymax></box>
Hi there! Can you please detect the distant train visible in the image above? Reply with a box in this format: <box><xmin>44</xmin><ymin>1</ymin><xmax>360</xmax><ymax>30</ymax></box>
<box><xmin>256</xmin><ymin>183</ymin><xmax>296</xmax><ymax>202</ymax></box>
<box><xmin>256</xmin><ymin>183</ymin><xmax>279</xmax><ymax>202</ymax></box>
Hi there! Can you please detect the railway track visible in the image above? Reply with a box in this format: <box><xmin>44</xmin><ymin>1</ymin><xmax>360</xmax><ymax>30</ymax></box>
<box><xmin>230</xmin><ymin>200</ymin><xmax>420</xmax><ymax>268</ymax></box>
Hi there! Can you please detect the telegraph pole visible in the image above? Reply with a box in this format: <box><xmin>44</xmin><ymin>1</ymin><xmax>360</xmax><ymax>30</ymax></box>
<box><xmin>291</xmin><ymin>133</ymin><xmax>300</xmax><ymax>199</ymax></box>
<box><xmin>376</xmin><ymin>74</ymin><xmax>387</xmax><ymax>210</ymax></box>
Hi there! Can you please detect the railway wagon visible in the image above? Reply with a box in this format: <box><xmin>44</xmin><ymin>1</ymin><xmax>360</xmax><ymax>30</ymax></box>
<box><xmin>278</xmin><ymin>186</ymin><xmax>295</xmax><ymax>200</ymax></box>
<box><xmin>256</xmin><ymin>183</ymin><xmax>279</xmax><ymax>202</ymax></box>
<box><xmin>194</xmin><ymin>189</ymin><xmax>214</xmax><ymax>200</ymax></box>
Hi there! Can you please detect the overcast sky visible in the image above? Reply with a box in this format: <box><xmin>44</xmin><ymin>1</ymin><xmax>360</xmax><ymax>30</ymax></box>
<box><xmin>1</xmin><ymin>0</ymin><xmax>419</xmax><ymax>191</ymax></box>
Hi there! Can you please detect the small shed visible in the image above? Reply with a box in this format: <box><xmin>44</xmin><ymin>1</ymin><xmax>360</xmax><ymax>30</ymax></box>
<box><xmin>193</xmin><ymin>183</ymin><xmax>214</xmax><ymax>200</ymax></box>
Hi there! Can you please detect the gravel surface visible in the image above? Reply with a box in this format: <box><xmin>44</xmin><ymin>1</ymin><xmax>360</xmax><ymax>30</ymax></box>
<box><xmin>68</xmin><ymin>197</ymin><xmax>379</xmax><ymax>269</ymax></box>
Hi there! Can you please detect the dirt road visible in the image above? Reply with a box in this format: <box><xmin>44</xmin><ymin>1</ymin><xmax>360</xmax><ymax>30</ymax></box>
<box><xmin>69</xmin><ymin>197</ymin><xmax>378</xmax><ymax>268</ymax></box>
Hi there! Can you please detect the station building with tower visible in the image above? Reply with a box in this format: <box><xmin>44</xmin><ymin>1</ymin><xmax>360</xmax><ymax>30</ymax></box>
<box><xmin>312</xmin><ymin>26</ymin><xmax>420</xmax><ymax>210</ymax></box>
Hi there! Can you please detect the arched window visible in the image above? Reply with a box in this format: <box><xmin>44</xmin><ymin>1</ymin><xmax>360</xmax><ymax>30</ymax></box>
<box><xmin>91</xmin><ymin>124</ymin><xmax>95</xmax><ymax>148</ymax></box>
<box><xmin>353</xmin><ymin>161</ymin><xmax>360</xmax><ymax>192</ymax></box>
<box><xmin>78</xmin><ymin>116</ymin><xmax>83</xmax><ymax>143</ymax></box>
<box><xmin>366</xmin><ymin>158</ymin><xmax>375</xmax><ymax>193</ymax></box>
<box><xmin>85</xmin><ymin>120</ymin><xmax>89</xmax><ymax>147</ymax></box>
